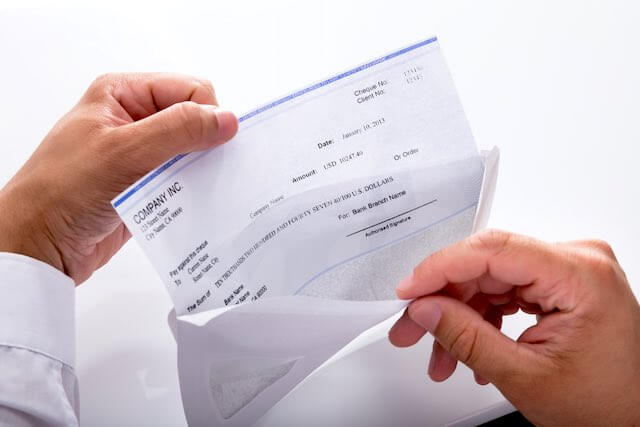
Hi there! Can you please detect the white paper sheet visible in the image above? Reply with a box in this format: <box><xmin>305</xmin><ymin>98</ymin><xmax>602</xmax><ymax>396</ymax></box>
<box><xmin>113</xmin><ymin>36</ymin><xmax>498</xmax><ymax>426</ymax></box>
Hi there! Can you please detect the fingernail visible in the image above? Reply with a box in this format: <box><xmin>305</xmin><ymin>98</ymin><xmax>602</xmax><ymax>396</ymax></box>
<box><xmin>396</xmin><ymin>274</ymin><xmax>413</xmax><ymax>294</ymax></box>
<box><xmin>213</xmin><ymin>109</ymin><xmax>238</xmax><ymax>140</ymax></box>
<box><xmin>428</xmin><ymin>351</ymin><xmax>436</xmax><ymax>377</ymax></box>
<box><xmin>411</xmin><ymin>300</ymin><xmax>442</xmax><ymax>334</ymax></box>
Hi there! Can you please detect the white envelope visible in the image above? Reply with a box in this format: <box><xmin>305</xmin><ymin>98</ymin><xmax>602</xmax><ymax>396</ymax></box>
<box><xmin>112</xmin><ymin>36</ymin><xmax>500</xmax><ymax>426</ymax></box>
<box><xmin>171</xmin><ymin>148</ymin><xmax>499</xmax><ymax>426</ymax></box>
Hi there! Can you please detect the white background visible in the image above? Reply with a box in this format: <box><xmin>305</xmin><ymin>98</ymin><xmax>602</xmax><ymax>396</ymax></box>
<box><xmin>1</xmin><ymin>1</ymin><xmax>639</xmax><ymax>425</ymax></box>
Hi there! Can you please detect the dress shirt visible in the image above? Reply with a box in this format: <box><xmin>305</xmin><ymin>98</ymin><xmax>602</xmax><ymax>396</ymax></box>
<box><xmin>0</xmin><ymin>252</ymin><xmax>78</xmax><ymax>426</ymax></box>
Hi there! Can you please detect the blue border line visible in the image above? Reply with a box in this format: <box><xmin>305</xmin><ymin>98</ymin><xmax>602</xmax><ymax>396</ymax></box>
<box><xmin>113</xmin><ymin>154</ymin><xmax>187</xmax><ymax>207</ymax></box>
<box><xmin>237</xmin><ymin>36</ymin><xmax>438</xmax><ymax>123</ymax></box>
<box><xmin>112</xmin><ymin>36</ymin><xmax>438</xmax><ymax>208</ymax></box>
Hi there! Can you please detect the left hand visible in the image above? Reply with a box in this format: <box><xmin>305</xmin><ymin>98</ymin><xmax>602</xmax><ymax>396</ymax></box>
<box><xmin>0</xmin><ymin>73</ymin><xmax>238</xmax><ymax>284</ymax></box>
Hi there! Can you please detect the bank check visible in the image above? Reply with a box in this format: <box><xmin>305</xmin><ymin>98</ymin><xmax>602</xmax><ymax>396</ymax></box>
<box><xmin>113</xmin><ymin>36</ymin><xmax>498</xmax><ymax>425</ymax></box>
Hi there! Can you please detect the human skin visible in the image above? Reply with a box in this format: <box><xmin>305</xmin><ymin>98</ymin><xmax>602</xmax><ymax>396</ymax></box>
<box><xmin>0</xmin><ymin>73</ymin><xmax>238</xmax><ymax>284</ymax></box>
<box><xmin>1</xmin><ymin>73</ymin><xmax>638</xmax><ymax>426</ymax></box>
<box><xmin>389</xmin><ymin>230</ymin><xmax>640</xmax><ymax>426</ymax></box>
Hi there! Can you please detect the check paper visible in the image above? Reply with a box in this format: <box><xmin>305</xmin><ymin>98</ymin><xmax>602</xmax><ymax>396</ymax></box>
<box><xmin>113</xmin><ymin>36</ymin><xmax>498</xmax><ymax>425</ymax></box>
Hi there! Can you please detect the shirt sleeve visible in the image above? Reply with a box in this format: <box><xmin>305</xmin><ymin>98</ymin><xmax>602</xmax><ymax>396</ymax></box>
<box><xmin>0</xmin><ymin>252</ymin><xmax>78</xmax><ymax>427</ymax></box>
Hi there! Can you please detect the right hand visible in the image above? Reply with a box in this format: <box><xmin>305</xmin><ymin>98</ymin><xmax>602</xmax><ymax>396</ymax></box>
<box><xmin>388</xmin><ymin>230</ymin><xmax>640</xmax><ymax>425</ymax></box>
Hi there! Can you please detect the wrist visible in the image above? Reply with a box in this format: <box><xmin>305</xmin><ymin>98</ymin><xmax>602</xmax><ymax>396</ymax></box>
<box><xmin>0</xmin><ymin>186</ymin><xmax>65</xmax><ymax>276</ymax></box>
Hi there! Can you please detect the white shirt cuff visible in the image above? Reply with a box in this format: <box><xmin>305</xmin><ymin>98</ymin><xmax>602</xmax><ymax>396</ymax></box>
<box><xmin>0</xmin><ymin>252</ymin><xmax>75</xmax><ymax>367</ymax></box>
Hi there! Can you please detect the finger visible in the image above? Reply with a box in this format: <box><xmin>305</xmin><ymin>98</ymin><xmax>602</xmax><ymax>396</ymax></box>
<box><xmin>87</xmin><ymin>73</ymin><xmax>218</xmax><ymax>121</ymax></box>
<box><xmin>467</xmin><ymin>293</ymin><xmax>491</xmax><ymax>314</ymax></box>
<box><xmin>390</xmin><ymin>294</ymin><xmax>499</xmax><ymax>350</ymax></box>
<box><xmin>432</xmin><ymin>298</ymin><xmax>500</xmax><ymax>384</ymax></box>
<box><xmin>518</xmin><ymin>311</ymin><xmax>576</xmax><ymax>344</ymax></box>
<box><xmin>408</xmin><ymin>295</ymin><xmax>541</xmax><ymax>387</ymax></box>
<box><xmin>116</xmin><ymin>102</ymin><xmax>238</xmax><ymax>172</ymax></box>
<box><xmin>95</xmin><ymin>223</ymin><xmax>132</xmax><ymax>271</ymax></box>
<box><xmin>564</xmin><ymin>239</ymin><xmax>618</xmax><ymax>262</ymax></box>
<box><xmin>397</xmin><ymin>230</ymin><xmax>580</xmax><ymax>313</ymax></box>
<box><xmin>499</xmin><ymin>301</ymin><xmax>520</xmax><ymax>315</ymax></box>
<box><xmin>389</xmin><ymin>309</ymin><xmax>426</xmax><ymax>347</ymax></box>
<box><xmin>428</xmin><ymin>341</ymin><xmax>458</xmax><ymax>382</ymax></box>
<box><xmin>447</xmin><ymin>274</ymin><xmax>514</xmax><ymax>303</ymax></box>
<box><xmin>486</xmin><ymin>291</ymin><xmax>513</xmax><ymax>306</ymax></box>
<box><xmin>485</xmin><ymin>305</ymin><xmax>503</xmax><ymax>330</ymax></box>
<box><xmin>518</xmin><ymin>302</ymin><xmax>544</xmax><ymax>315</ymax></box>
<box><xmin>474</xmin><ymin>372</ymin><xmax>490</xmax><ymax>385</ymax></box>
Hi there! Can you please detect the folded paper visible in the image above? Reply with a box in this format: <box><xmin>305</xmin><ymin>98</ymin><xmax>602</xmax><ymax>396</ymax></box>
<box><xmin>113</xmin><ymin>36</ymin><xmax>498</xmax><ymax>425</ymax></box>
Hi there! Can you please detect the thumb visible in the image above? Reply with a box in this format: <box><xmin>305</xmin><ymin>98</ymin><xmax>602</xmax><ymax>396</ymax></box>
<box><xmin>119</xmin><ymin>101</ymin><xmax>238</xmax><ymax>171</ymax></box>
<box><xmin>408</xmin><ymin>296</ymin><xmax>535</xmax><ymax>387</ymax></box>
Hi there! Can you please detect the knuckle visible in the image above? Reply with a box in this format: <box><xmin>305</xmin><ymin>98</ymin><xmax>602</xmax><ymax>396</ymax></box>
<box><xmin>197</xmin><ymin>79</ymin><xmax>216</xmax><ymax>97</ymax></box>
<box><xmin>471</xmin><ymin>229</ymin><xmax>512</xmax><ymax>253</ymax></box>
<box><xmin>587</xmin><ymin>254</ymin><xmax>619</xmax><ymax>279</ymax></box>
<box><xmin>446</xmin><ymin>323</ymin><xmax>480</xmax><ymax>365</ymax></box>
<box><xmin>91</xmin><ymin>73</ymin><xmax>118</xmax><ymax>89</ymax></box>
<box><xmin>175</xmin><ymin>101</ymin><xmax>205</xmax><ymax>141</ymax></box>
<box><xmin>413</xmin><ymin>249</ymin><xmax>442</xmax><ymax>281</ymax></box>
<box><xmin>568</xmin><ymin>239</ymin><xmax>619</xmax><ymax>278</ymax></box>
<box><xmin>412</xmin><ymin>264</ymin><xmax>429</xmax><ymax>286</ymax></box>
<box><xmin>176</xmin><ymin>100</ymin><xmax>199</xmax><ymax>115</ymax></box>
<box><xmin>584</xmin><ymin>239</ymin><xmax>616</xmax><ymax>259</ymax></box>
<box><xmin>423</xmin><ymin>247</ymin><xmax>444</xmax><ymax>266</ymax></box>
<box><xmin>86</xmin><ymin>73</ymin><xmax>120</xmax><ymax>100</ymax></box>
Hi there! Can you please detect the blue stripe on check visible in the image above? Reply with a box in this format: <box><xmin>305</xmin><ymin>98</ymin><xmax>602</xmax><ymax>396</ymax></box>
<box><xmin>112</xmin><ymin>36</ymin><xmax>438</xmax><ymax>208</ymax></box>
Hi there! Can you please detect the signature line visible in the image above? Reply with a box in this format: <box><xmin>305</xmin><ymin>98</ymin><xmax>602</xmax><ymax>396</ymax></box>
<box><xmin>345</xmin><ymin>198</ymin><xmax>438</xmax><ymax>237</ymax></box>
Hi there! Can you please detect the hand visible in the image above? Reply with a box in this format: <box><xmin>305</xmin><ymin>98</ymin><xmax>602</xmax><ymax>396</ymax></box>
<box><xmin>388</xmin><ymin>230</ymin><xmax>640</xmax><ymax>425</ymax></box>
<box><xmin>0</xmin><ymin>73</ymin><xmax>238</xmax><ymax>284</ymax></box>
